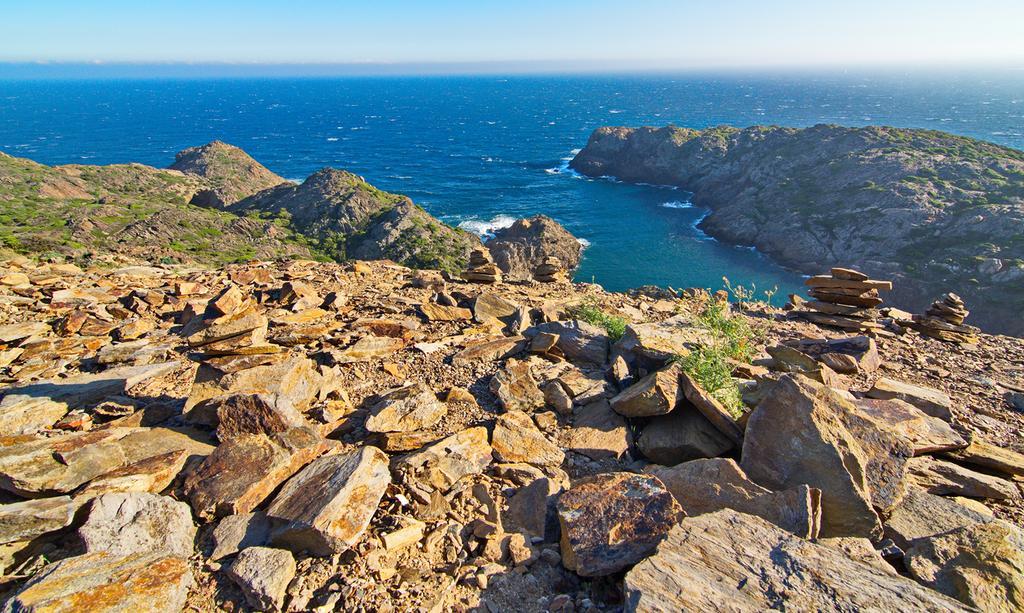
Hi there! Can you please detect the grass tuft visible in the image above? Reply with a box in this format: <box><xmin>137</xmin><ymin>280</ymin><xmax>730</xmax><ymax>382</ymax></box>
<box><xmin>567</xmin><ymin>298</ymin><xmax>628</xmax><ymax>342</ymax></box>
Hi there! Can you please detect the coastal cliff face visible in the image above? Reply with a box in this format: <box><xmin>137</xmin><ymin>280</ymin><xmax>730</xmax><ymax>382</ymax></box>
<box><xmin>485</xmin><ymin>215</ymin><xmax>583</xmax><ymax>281</ymax></box>
<box><xmin>571</xmin><ymin>125</ymin><xmax>1024</xmax><ymax>335</ymax></box>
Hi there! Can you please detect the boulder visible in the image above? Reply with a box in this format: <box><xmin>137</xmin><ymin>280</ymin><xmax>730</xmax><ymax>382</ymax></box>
<box><xmin>364</xmin><ymin>382</ymin><xmax>447</xmax><ymax>433</ymax></box>
<box><xmin>740</xmin><ymin>375</ymin><xmax>881</xmax><ymax>538</ymax></box>
<box><xmin>227</xmin><ymin>546</ymin><xmax>297</xmax><ymax>611</ymax></box>
<box><xmin>492</xmin><ymin>410</ymin><xmax>564</xmax><ymax>467</ymax></box>
<box><xmin>0</xmin><ymin>428</ymin><xmax>141</xmax><ymax>496</ymax></box>
<box><xmin>267</xmin><ymin>446</ymin><xmax>390</xmax><ymax>556</ymax></box>
<box><xmin>215</xmin><ymin>393</ymin><xmax>311</xmax><ymax>441</ymax></box>
<box><xmin>184</xmin><ymin>427</ymin><xmax>327</xmax><ymax>520</ymax></box>
<box><xmin>613</xmin><ymin>314</ymin><xmax>711</xmax><ymax>368</ymax></box>
<box><xmin>78</xmin><ymin>493</ymin><xmax>195</xmax><ymax>558</ymax></box>
<box><xmin>3</xmin><ymin>551</ymin><xmax>193</xmax><ymax>613</ymax></box>
<box><xmin>396</xmin><ymin>427</ymin><xmax>492</xmax><ymax>494</ymax></box>
<box><xmin>489</xmin><ymin>360</ymin><xmax>545</xmax><ymax>413</ymax></box>
<box><xmin>505</xmin><ymin>477</ymin><xmax>562</xmax><ymax>541</ymax></box>
<box><xmin>526</xmin><ymin>321</ymin><xmax>609</xmax><ymax>365</ymax></box>
<box><xmin>485</xmin><ymin>215</ymin><xmax>583</xmax><ymax>281</ymax></box>
<box><xmin>333</xmin><ymin>335</ymin><xmax>405</xmax><ymax>363</ymax></box>
<box><xmin>557</xmin><ymin>472</ymin><xmax>683</xmax><ymax>577</ymax></box>
<box><xmin>678</xmin><ymin>372</ymin><xmax>745</xmax><ymax>445</ymax></box>
<box><xmin>566</xmin><ymin>399</ymin><xmax>631</xmax><ymax>460</ymax></box>
<box><xmin>452</xmin><ymin>335</ymin><xmax>526</xmax><ymax>364</ymax></box>
<box><xmin>651</xmin><ymin>459</ymin><xmax>821</xmax><ymax>538</ymax></box>
<box><xmin>905</xmin><ymin>521</ymin><xmax>1024</xmax><ymax>612</ymax></box>
<box><xmin>623</xmin><ymin>510</ymin><xmax>968</xmax><ymax>612</ymax></box>
<box><xmin>184</xmin><ymin>355</ymin><xmax>322</xmax><ymax>426</ymax></box>
<box><xmin>883</xmin><ymin>488</ymin><xmax>993</xmax><ymax>550</ymax></box>
<box><xmin>610</xmin><ymin>364</ymin><xmax>680</xmax><ymax>417</ymax></box>
<box><xmin>866</xmin><ymin>377</ymin><xmax>953</xmax><ymax>421</ymax></box>
<box><xmin>637</xmin><ymin>409</ymin><xmax>733</xmax><ymax>465</ymax></box>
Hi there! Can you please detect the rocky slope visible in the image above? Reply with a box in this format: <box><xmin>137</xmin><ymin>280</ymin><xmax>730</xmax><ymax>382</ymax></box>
<box><xmin>570</xmin><ymin>124</ymin><xmax>1024</xmax><ymax>336</ymax></box>
<box><xmin>0</xmin><ymin>144</ymin><xmax>520</xmax><ymax>275</ymax></box>
<box><xmin>0</xmin><ymin>252</ymin><xmax>1022</xmax><ymax>611</ymax></box>
<box><xmin>230</xmin><ymin>168</ymin><xmax>481</xmax><ymax>274</ymax></box>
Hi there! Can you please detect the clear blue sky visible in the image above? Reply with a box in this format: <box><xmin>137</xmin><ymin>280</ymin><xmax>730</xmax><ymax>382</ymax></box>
<box><xmin>2</xmin><ymin>0</ymin><xmax>1023</xmax><ymax>69</ymax></box>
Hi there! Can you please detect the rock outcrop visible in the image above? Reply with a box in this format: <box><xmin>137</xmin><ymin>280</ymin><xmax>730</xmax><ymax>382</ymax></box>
<box><xmin>168</xmin><ymin>140</ymin><xmax>286</xmax><ymax>207</ymax></box>
<box><xmin>571</xmin><ymin>124</ymin><xmax>1024</xmax><ymax>335</ymax></box>
<box><xmin>485</xmin><ymin>215</ymin><xmax>582</xmax><ymax>281</ymax></box>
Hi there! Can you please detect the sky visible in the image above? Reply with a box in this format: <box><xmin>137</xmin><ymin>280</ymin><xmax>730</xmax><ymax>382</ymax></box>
<box><xmin>2</xmin><ymin>0</ymin><xmax>1023</xmax><ymax>71</ymax></box>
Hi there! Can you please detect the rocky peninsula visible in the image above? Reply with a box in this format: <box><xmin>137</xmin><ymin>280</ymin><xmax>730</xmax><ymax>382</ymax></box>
<box><xmin>570</xmin><ymin>124</ymin><xmax>1024</xmax><ymax>336</ymax></box>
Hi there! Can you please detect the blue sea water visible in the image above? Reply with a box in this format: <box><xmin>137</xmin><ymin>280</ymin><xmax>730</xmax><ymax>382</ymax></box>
<box><xmin>2</xmin><ymin>71</ymin><xmax>1023</xmax><ymax>300</ymax></box>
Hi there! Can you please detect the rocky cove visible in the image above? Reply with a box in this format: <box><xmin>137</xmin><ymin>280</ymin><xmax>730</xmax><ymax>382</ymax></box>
<box><xmin>570</xmin><ymin>124</ymin><xmax>1024</xmax><ymax>336</ymax></box>
<box><xmin>0</xmin><ymin>139</ymin><xmax>1023</xmax><ymax>611</ymax></box>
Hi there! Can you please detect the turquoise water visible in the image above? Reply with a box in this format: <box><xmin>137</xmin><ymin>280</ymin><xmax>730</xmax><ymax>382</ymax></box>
<box><xmin>2</xmin><ymin>71</ymin><xmax>1022</xmax><ymax>299</ymax></box>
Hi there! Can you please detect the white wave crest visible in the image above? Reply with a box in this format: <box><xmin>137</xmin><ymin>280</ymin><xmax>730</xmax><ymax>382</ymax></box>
<box><xmin>577</xmin><ymin>238</ymin><xmax>592</xmax><ymax>248</ymax></box>
<box><xmin>458</xmin><ymin>214</ymin><xmax>518</xmax><ymax>238</ymax></box>
<box><xmin>660</xmin><ymin>200</ymin><xmax>692</xmax><ymax>209</ymax></box>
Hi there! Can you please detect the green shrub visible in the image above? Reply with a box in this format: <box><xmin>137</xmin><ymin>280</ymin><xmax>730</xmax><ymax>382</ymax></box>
<box><xmin>567</xmin><ymin>299</ymin><xmax>628</xmax><ymax>341</ymax></box>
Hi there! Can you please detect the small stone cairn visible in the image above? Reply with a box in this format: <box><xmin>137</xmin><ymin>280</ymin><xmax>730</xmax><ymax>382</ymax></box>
<box><xmin>797</xmin><ymin>267</ymin><xmax>891</xmax><ymax>333</ymax></box>
<box><xmin>533</xmin><ymin>257</ymin><xmax>569</xmax><ymax>284</ymax></box>
<box><xmin>462</xmin><ymin>248</ymin><xmax>502</xmax><ymax>284</ymax></box>
<box><xmin>910</xmin><ymin>293</ymin><xmax>980</xmax><ymax>344</ymax></box>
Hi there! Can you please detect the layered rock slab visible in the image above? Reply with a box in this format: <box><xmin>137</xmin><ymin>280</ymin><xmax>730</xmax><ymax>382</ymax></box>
<box><xmin>267</xmin><ymin>446</ymin><xmax>390</xmax><ymax>556</ymax></box>
<box><xmin>623</xmin><ymin>509</ymin><xmax>968</xmax><ymax>612</ymax></box>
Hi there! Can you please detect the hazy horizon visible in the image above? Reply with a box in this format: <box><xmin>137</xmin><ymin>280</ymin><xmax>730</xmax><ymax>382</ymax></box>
<box><xmin>3</xmin><ymin>0</ymin><xmax>1023</xmax><ymax>72</ymax></box>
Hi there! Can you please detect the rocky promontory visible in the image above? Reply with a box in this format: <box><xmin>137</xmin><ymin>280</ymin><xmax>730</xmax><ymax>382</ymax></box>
<box><xmin>570</xmin><ymin>124</ymin><xmax>1024</xmax><ymax>335</ymax></box>
<box><xmin>0</xmin><ymin>144</ymin><xmax>580</xmax><ymax>278</ymax></box>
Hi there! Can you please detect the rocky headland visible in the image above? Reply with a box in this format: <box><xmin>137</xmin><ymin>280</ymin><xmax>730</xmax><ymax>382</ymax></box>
<box><xmin>570</xmin><ymin>124</ymin><xmax>1024</xmax><ymax>336</ymax></box>
<box><xmin>0</xmin><ymin>144</ymin><xmax>581</xmax><ymax>280</ymax></box>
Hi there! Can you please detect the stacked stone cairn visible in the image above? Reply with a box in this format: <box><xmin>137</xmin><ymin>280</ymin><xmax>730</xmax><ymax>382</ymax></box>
<box><xmin>462</xmin><ymin>248</ymin><xmax>502</xmax><ymax>284</ymax></box>
<box><xmin>909</xmin><ymin>293</ymin><xmax>980</xmax><ymax>344</ymax></box>
<box><xmin>533</xmin><ymin>256</ymin><xmax>569</xmax><ymax>284</ymax></box>
<box><xmin>797</xmin><ymin>267</ymin><xmax>891</xmax><ymax>333</ymax></box>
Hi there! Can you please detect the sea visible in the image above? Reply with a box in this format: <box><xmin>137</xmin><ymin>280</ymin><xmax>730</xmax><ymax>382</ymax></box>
<box><xmin>2</xmin><ymin>71</ymin><xmax>1023</xmax><ymax>301</ymax></box>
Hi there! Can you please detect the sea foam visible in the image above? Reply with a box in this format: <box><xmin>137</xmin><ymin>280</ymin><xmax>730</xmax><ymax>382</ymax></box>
<box><xmin>458</xmin><ymin>214</ymin><xmax>517</xmax><ymax>238</ymax></box>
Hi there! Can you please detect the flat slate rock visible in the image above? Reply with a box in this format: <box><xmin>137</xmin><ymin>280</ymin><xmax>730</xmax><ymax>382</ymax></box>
<box><xmin>396</xmin><ymin>427</ymin><xmax>492</xmax><ymax>494</ymax></box>
<box><xmin>884</xmin><ymin>487</ymin><xmax>993</xmax><ymax>550</ymax></box>
<box><xmin>3</xmin><ymin>551</ymin><xmax>193</xmax><ymax>613</ymax></box>
<box><xmin>623</xmin><ymin>509</ymin><xmax>968</xmax><ymax>612</ymax></box>
<box><xmin>906</xmin><ymin>520</ymin><xmax>1024</xmax><ymax>612</ymax></box>
<box><xmin>489</xmin><ymin>359</ymin><xmax>545</xmax><ymax>413</ymax></box>
<box><xmin>565</xmin><ymin>399</ymin><xmax>631</xmax><ymax>461</ymax></box>
<box><xmin>527</xmin><ymin>320</ymin><xmax>609</xmax><ymax>365</ymax></box>
<box><xmin>492</xmin><ymin>410</ymin><xmax>564</xmax><ymax>467</ymax></box>
<box><xmin>637</xmin><ymin>408</ymin><xmax>733</xmax><ymax>466</ymax></box>
<box><xmin>211</xmin><ymin>512</ymin><xmax>272</xmax><ymax>561</ymax></box>
<box><xmin>610</xmin><ymin>364</ymin><xmax>680</xmax><ymax>418</ymax></box>
<box><xmin>907</xmin><ymin>455</ymin><xmax>1020</xmax><ymax>500</ymax></box>
<box><xmin>184</xmin><ymin>427</ymin><xmax>326</xmax><ymax>520</ymax></box>
<box><xmin>267</xmin><ymin>446</ymin><xmax>390</xmax><ymax>556</ymax></box>
<box><xmin>651</xmin><ymin>458</ymin><xmax>821</xmax><ymax>539</ymax></box>
<box><xmin>0</xmin><ymin>496</ymin><xmax>77</xmax><ymax>545</ymax></box>
<box><xmin>557</xmin><ymin>472</ymin><xmax>682</xmax><ymax>577</ymax></box>
<box><xmin>866</xmin><ymin>377</ymin><xmax>953</xmax><ymax>421</ymax></box>
<box><xmin>364</xmin><ymin>382</ymin><xmax>447</xmax><ymax>433</ymax></box>
<box><xmin>215</xmin><ymin>393</ymin><xmax>311</xmax><ymax>441</ymax></box>
<box><xmin>854</xmin><ymin>398</ymin><xmax>967</xmax><ymax>455</ymax></box>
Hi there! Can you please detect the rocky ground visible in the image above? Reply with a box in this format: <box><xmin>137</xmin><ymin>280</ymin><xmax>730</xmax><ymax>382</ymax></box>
<box><xmin>0</xmin><ymin>254</ymin><xmax>1022</xmax><ymax>612</ymax></box>
<box><xmin>570</xmin><ymin>124</ymin><xmax>1024</xmax><ymax>336</ymax></box>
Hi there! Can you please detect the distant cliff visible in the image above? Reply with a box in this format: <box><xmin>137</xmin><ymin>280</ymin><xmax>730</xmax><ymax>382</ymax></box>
<box><xmin>571</xmin><ymin>124</ymin><xmax>1024</xmax><ymax>335</ymax></box>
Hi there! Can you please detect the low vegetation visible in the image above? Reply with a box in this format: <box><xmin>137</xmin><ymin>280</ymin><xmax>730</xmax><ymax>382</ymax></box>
<box><xmin>567</xmin><ymin>298</ymin><xmax>628</xmax><ymax>342</ymax></box>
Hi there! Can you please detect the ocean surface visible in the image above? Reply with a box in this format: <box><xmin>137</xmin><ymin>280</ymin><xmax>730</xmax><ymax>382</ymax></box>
<box><xmin>2</xmin><ymin>71</ymin><xmax>1023</xmax><ymax>300</ymax></box>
